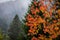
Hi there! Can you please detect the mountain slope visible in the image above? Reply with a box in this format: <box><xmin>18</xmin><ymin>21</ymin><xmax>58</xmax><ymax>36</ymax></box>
<box><xmin>0</xmin><ymin>0</ymin><xmax>31</xmax><ymax>32</ymax></box>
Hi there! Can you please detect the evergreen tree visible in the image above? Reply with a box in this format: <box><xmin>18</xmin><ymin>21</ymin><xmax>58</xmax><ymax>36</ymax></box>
<box><xmin>8</xmin><ymin>14</ymin><xmax>22</xmax><ymax>40</ymax></box>
<box><xmin>24</xmin><ymin>0</ymin><xmax>60</xmax><ymax>40</ymax></box>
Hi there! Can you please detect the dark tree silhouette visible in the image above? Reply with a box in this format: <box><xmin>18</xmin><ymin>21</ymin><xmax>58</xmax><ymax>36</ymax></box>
<box><xmin>8</xmin><ymin>14</ymin><xmax>21</xmax><ymax>40</ymax></box>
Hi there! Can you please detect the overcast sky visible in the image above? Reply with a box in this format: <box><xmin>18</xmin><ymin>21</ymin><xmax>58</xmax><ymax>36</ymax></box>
<box><xmin>0</xmin><ymin>0</ymin><xmax>15</xmax><ymax>3</ymax></box>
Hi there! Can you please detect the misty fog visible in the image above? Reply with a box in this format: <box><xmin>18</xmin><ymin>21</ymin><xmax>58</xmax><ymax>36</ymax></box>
<box><xmin>0</xmin><ymin>0</ymin><xmax>31</xmax><ymax>31</ymax></box>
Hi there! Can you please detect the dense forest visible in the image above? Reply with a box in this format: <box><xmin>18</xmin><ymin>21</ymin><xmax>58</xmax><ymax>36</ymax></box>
<box><xmin>0</xmin><ymin>0</ymin><xmax>60</xmax><ymax>40</ymax></box>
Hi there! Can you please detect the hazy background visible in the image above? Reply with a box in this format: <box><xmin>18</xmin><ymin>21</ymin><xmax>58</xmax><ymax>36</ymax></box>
<box><xmin>0</xmin><ymin>0</ymin><xmax>31</xmax><ymax>31</ymax></box>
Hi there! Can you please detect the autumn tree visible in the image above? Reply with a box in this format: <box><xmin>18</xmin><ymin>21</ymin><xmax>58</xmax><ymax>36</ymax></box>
<box><xmin>24</xmin><ymin>0</ymin><xmax>60</xmax><ymax>40</ymax></box>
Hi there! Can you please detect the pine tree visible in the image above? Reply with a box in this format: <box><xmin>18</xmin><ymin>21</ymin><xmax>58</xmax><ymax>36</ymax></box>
<box><xmin>8</xmin><ymin>14</ymin><xmax>22</xmax><ymax>40</ymax></box>
<box><xmin>24</xmin><ymin>0</ymin><xmax>60</xmax><ymax>40</ymax></box>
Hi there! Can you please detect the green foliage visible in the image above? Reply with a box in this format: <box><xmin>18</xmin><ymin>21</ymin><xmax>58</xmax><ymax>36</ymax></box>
<box><xmin>0</xmin><ymin>28</ymin><xmax>4</xmax><ymax>40</ymax></box>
